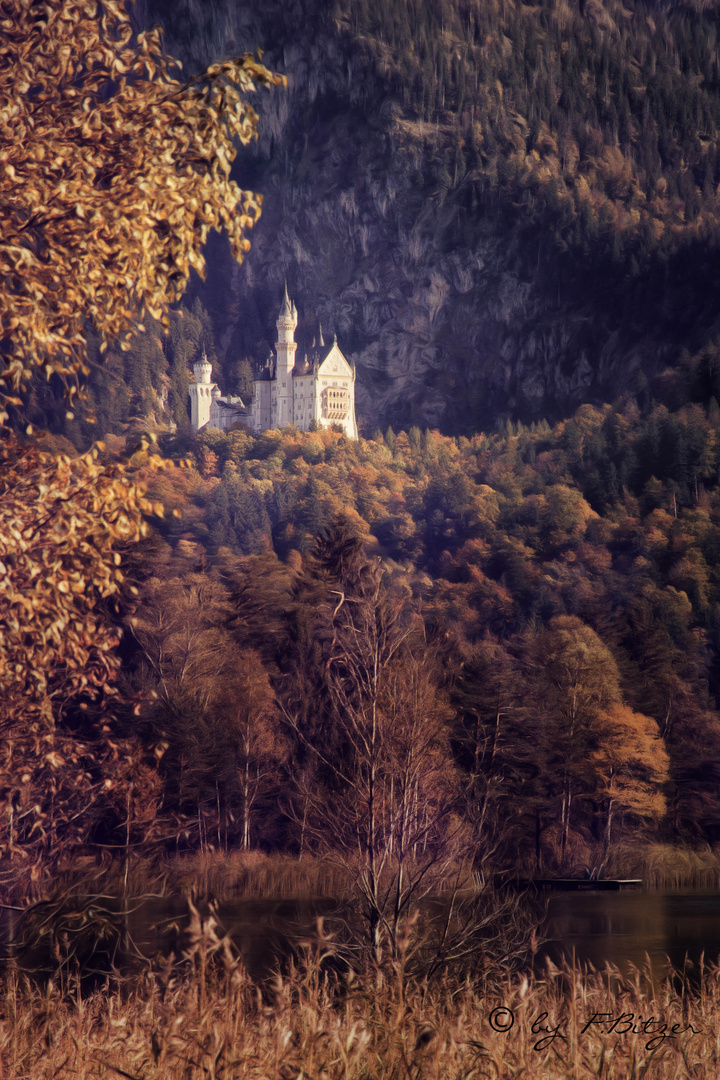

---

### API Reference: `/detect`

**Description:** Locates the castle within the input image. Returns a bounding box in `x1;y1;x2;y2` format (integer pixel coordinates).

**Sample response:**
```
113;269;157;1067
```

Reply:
188;287;358;440
187;348;245;432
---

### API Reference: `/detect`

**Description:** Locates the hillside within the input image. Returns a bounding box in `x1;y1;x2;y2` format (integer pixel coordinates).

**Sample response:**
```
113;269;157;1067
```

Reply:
125;0;720;435
12;0;720;883
78;384;720;871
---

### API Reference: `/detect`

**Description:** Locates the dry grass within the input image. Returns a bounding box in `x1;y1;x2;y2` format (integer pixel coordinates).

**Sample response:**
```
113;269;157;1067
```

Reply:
6;852;356;906
12;845;720;905
605;844;720;890
1;950;719;1079
26;851;482;905
155;851;357;901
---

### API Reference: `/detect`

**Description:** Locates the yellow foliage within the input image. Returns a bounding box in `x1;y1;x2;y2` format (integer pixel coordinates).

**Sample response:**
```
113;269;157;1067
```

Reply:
0;434;169;864
0;436;165;724
0;0;283;413
592;704;669;819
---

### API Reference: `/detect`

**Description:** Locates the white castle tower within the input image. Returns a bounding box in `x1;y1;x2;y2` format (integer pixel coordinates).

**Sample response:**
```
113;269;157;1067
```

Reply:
250;286;358;439
275;283;298;374
187;347;217;430
273;283;298;428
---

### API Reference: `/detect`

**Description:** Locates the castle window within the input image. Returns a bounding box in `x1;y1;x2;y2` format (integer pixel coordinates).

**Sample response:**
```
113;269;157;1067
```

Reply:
321;386;349;420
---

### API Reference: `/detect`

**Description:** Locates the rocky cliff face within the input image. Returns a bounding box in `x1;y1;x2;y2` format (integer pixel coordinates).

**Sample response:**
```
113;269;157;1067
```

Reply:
133;0;720;434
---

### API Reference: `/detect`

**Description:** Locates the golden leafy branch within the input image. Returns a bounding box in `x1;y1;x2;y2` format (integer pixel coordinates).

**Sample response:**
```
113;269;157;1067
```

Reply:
0;0;283;410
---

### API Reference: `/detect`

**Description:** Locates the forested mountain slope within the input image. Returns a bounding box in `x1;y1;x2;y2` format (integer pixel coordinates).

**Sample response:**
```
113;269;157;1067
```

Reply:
128;0;720;434
100;388;720;868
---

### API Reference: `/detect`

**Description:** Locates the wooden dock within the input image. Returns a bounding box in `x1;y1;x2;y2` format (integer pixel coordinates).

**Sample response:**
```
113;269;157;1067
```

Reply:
512;878;643;892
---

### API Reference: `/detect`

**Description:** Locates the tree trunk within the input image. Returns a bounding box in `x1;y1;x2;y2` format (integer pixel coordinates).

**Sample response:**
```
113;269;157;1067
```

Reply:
124;785;132;894
598;794;615;880
560;776;572;866
298;796;307;861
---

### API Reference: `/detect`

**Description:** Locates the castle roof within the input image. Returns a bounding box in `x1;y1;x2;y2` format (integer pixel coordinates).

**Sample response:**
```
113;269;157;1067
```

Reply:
293;354;312;377
279;282;293;318
294;339;336;375
255;352;274;381
254;337;343;381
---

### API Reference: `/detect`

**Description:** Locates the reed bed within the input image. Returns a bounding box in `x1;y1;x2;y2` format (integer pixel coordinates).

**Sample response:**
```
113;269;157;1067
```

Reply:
159;851;357;900
604;844;720;891
11;844;720;905
2;852;355;906
132;844;720;903
23;851;482;905
1;949;719;1079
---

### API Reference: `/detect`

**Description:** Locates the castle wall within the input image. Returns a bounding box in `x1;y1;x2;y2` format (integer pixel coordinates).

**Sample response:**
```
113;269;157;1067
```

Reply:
188;380;217;429
253;381;271;432
292;374;316;431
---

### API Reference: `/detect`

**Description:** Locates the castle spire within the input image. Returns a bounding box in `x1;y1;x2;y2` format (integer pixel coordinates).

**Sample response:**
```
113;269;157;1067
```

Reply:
280;280;292;318
275;281;298;377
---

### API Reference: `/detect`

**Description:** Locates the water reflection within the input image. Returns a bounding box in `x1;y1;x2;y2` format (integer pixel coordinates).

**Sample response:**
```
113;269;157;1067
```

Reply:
0;895;343;985
125;895;342;980
538;891;720;980
5;890;720;986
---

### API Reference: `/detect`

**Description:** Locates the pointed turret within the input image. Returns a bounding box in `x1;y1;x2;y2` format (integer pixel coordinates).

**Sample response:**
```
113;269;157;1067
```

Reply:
275;283;298;378
280;281;292;318
318;322;325;348
188;344;215;429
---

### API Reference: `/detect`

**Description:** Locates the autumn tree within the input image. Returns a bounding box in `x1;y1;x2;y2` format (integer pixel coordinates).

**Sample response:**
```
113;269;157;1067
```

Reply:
0;0;280;878
0;0;281;408
589;704;669;876
0;435;166;877
279;523;466;967
523;617;621;870
128;574;286;851
452;640;529;869
524;617;669;872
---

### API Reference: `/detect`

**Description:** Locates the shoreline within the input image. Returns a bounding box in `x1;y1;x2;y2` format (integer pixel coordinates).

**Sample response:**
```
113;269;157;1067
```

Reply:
5;843;720;905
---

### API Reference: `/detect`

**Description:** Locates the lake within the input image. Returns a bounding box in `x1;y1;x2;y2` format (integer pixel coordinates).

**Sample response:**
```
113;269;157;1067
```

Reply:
5;889;720;985
539;890;720;980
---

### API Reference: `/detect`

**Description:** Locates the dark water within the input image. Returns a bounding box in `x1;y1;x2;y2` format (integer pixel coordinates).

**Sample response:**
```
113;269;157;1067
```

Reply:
6;891;720;983
539;891;720;979
87;895;340;981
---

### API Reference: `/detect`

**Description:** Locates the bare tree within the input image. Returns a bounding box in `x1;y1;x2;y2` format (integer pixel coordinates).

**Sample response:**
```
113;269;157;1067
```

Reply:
281;560;479;971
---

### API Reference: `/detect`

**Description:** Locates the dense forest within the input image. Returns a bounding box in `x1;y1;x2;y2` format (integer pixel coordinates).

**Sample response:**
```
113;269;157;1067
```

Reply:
20;343;720;882
129;378;720;860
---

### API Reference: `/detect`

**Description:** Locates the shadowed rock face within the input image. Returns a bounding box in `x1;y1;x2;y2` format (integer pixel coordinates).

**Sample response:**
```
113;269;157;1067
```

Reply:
133;0;720;435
